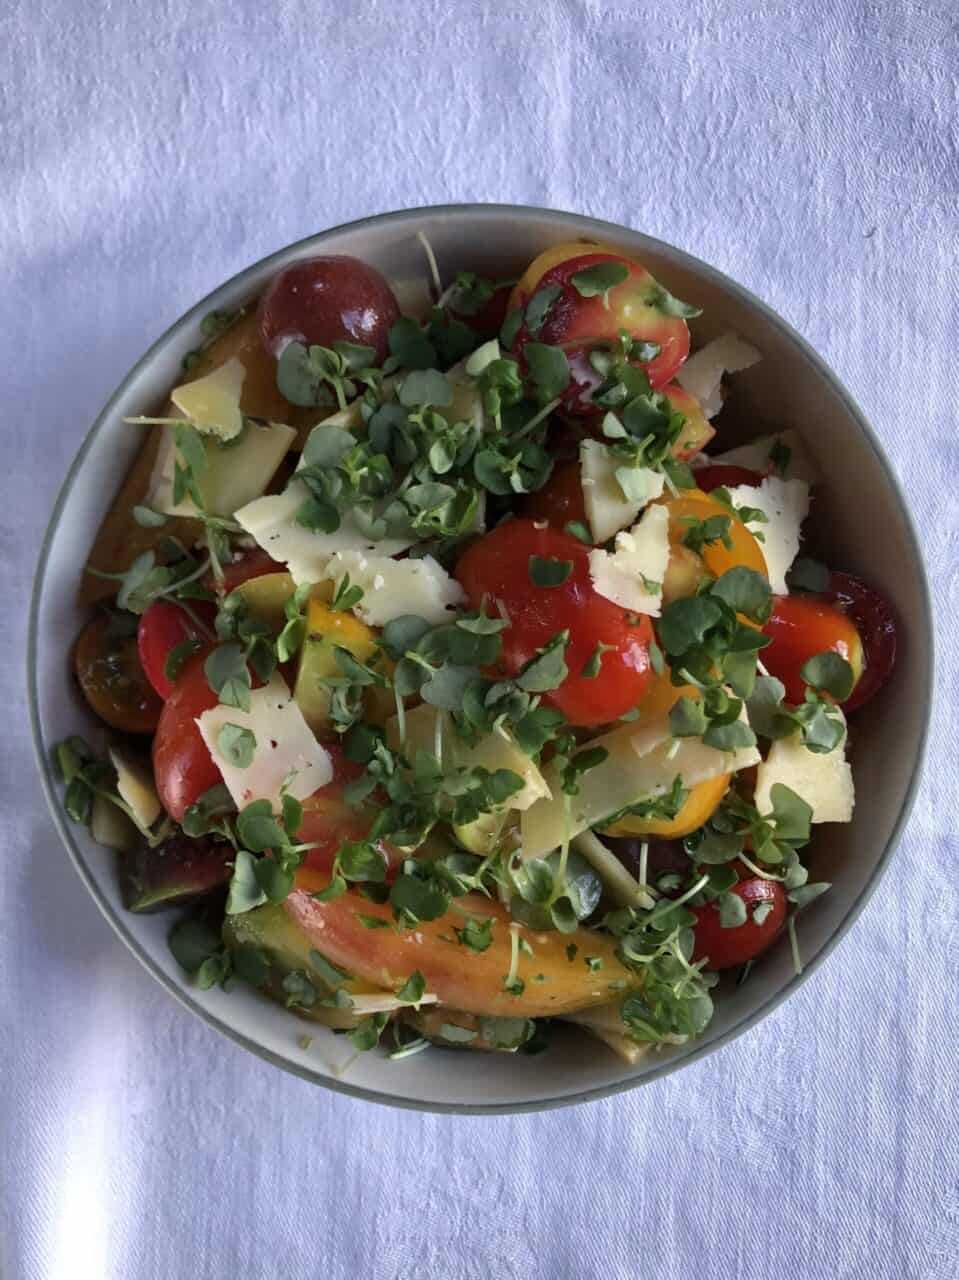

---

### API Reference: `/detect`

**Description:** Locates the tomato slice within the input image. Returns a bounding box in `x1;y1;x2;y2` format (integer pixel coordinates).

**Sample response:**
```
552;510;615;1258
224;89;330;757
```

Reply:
762;594;864;706
455;520;653;727
138;600;216;699
828;571;898;713
508;245;692;414
152;654;223;822
694;464;764;492
691;871;787;970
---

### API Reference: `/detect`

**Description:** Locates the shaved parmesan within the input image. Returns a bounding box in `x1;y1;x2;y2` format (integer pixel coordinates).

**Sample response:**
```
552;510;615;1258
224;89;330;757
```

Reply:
726;475;809;594
580;439;664;543
196;673;333;811
234;482;415;586
676;332;760;419
390;277;434;321
149;421;296;518
323;551;465;626
347;992;440;1016
386;704;551;812
702;429;821;486
754;723;854;824
588;504;670;616
520;711;758;861
170;356;246;440
108;747;161;831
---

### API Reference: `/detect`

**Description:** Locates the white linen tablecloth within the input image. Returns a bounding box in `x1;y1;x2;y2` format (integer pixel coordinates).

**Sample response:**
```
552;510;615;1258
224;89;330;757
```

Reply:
3;2;957;1276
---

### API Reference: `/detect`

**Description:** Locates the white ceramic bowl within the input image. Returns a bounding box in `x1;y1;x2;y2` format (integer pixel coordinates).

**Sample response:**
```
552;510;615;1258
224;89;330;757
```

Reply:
28;205;932;1112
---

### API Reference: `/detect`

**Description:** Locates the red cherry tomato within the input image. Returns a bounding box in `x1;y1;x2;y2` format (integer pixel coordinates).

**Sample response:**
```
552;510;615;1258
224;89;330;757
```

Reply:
257;255;401;363
694;464;764;492
299;746;394;878
509;249;691;414
153;654;223;823
691;874;787;970
137;601;216;699
517;459;588;532
204;547;285;594
455;520;653;727
762;595;864;706
827;572;898;713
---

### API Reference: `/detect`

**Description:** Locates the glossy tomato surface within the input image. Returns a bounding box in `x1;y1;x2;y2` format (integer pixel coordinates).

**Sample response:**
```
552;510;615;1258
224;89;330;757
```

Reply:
691;874;787;970
205;548;285;594
828;571;898;713
74;615;163;734
257;255;400;362
455;520;653;726
298;746;389;877
138;600;216;699
762;594;864;705
152;654;222;823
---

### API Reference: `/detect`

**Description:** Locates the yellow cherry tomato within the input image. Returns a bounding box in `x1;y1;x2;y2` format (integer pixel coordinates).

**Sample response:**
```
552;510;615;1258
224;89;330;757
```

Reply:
661;489;768;581
603;772;730;839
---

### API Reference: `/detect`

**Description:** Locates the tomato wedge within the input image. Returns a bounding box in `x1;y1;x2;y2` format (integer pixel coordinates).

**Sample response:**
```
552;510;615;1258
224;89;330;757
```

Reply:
138;600;216;699
152;654;222;822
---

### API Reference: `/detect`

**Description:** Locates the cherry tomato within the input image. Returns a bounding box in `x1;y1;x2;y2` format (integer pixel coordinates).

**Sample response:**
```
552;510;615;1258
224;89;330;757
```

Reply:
153;654;222;822
828;572;898;713
762;595;864;706
447;281;512;339
455;520;653;727
517;459;588;531
137;601;216;699
298;747;385;875
694;464;764;492
691;873;787;970
507;243;692;414
74;615;163;733
204;547;284;595
257;256;401;363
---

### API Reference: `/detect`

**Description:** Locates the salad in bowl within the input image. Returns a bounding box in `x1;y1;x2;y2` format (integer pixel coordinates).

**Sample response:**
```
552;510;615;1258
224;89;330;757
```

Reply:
50;235;899;1069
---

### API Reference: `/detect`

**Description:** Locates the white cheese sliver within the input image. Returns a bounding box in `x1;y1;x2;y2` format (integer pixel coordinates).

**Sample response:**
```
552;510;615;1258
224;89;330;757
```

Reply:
754;724;854;824
588;503;670;616
149;421;295;519
520;710;759;861
108;747;161;830
701;429;821;486
580;439;664;543
196;673;333;811
234;481;415;585
676;332;760;419
170;356;246;440
347;992;440;1016
386;704;551;812
726;475;809;594
323;550;465;626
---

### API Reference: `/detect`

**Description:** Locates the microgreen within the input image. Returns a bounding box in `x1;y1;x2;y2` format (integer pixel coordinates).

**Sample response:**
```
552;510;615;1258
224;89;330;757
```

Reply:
277;341;379;410
528;555;573;588
646;283;702;318
786;557;831;594
524;284;563;334
524;342;570;404
571;261;629;307
217;723;256;768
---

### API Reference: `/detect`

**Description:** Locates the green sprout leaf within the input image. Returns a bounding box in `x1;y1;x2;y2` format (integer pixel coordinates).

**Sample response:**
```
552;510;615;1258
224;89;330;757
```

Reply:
217;723;256;768
571;261;629;306
528;555;573;588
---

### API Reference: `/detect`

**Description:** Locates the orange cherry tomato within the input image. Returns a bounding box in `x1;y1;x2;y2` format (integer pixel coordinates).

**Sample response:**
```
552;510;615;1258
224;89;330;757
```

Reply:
74;615;163;734
455;520;653;727
762;595;864;706
507;243;692;413
661;489;768;582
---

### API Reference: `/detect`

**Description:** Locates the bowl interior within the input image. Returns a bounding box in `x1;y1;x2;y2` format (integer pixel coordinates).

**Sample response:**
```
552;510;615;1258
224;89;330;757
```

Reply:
29;206;931;1112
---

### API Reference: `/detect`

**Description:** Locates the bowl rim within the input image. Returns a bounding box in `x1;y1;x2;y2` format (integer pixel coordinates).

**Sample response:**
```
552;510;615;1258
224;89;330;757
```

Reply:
27;201;934;1115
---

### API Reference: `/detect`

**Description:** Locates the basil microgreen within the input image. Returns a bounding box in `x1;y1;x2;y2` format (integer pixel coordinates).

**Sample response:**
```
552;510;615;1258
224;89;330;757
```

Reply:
681;514;733;554
564;520;592;545
571;261;629;307
217;723;256;768
524;284;563;334
801;651;855;702
646;283;702;318
387;317;437;371
204;643;252;711
396;970;427;1004
528;555;573;588
454;916;493;952
786;557;831;594
524;342;570;405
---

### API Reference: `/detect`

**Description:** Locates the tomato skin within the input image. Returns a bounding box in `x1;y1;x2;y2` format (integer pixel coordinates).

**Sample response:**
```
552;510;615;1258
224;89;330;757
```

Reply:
828;572;898;713
691;874;787;970
152;655;223;823
455;520;653;727
256;255;400;362
508;247;691;414
762;595;863;706
74;616;163;734
299;746;394;878
517;459;588;531
204;548;284;594
694;464;764;492
138;601;216;699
